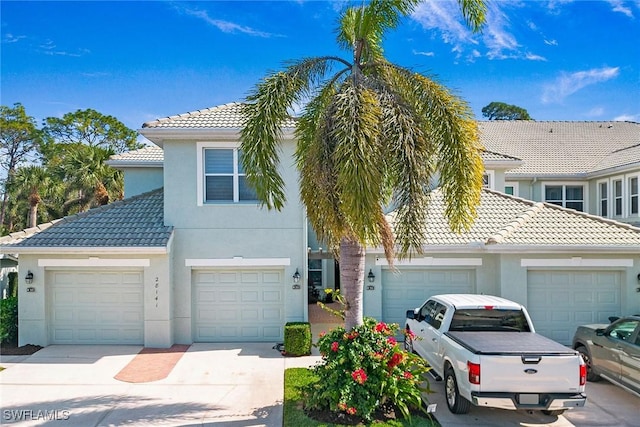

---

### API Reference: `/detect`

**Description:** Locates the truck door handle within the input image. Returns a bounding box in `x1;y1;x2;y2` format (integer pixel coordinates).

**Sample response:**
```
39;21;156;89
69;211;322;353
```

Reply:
432;338;437;342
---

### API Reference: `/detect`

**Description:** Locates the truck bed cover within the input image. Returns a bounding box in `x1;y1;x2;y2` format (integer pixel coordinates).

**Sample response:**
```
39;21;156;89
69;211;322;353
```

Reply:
445;331;577;355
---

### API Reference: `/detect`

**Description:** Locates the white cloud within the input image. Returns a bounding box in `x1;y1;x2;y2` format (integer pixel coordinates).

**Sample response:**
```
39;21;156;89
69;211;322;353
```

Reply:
411;1;475;45
412;49;435;57
2;33;26;44
542;67;620;103
525;52;547;61
177;6;278;38
38;39;89;57
613;113;640;121
607;0;634;18
586;107;605;117
544;39;558;46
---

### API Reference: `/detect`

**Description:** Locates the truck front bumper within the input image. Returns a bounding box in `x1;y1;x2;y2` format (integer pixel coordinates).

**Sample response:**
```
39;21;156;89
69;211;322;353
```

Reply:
471;392;587;411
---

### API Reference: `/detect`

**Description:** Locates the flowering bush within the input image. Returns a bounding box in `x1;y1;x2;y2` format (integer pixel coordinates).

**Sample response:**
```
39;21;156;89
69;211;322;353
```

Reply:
303;317;431;422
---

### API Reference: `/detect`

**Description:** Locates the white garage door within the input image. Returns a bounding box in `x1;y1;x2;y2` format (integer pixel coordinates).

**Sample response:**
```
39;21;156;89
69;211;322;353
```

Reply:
193;269;284;342
382;268;474;327
527;270;621;345
49;270;144;344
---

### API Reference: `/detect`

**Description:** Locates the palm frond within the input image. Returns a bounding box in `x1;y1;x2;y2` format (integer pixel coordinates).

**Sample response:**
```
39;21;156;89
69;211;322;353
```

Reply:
241;57;349;210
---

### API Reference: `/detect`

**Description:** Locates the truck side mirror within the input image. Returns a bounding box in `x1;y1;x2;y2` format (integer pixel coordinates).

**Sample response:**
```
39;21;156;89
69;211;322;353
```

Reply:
406;309;416;320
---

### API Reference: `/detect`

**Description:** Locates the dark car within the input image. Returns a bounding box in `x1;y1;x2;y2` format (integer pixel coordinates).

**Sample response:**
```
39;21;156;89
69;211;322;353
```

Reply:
572;315;640;397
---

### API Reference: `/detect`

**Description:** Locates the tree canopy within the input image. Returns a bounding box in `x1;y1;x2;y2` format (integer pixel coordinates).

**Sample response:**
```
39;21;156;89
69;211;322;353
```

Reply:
0;105;134;233
481;101;532;120
41;108;143;154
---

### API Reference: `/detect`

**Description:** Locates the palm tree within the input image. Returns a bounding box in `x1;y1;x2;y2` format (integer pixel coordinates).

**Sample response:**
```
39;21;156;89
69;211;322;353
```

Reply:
56;144;123;214
9;165;59;228
241;0;486;330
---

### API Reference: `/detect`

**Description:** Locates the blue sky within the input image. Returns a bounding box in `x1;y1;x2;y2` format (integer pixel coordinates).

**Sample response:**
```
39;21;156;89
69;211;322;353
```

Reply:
2;0;639;135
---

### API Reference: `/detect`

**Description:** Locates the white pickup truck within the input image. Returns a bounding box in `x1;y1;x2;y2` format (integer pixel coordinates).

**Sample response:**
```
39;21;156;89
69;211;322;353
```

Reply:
404;294;587;415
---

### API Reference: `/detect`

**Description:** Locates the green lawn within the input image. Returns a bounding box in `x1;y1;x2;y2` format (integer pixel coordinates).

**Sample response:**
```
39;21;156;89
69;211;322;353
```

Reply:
284;368;440;427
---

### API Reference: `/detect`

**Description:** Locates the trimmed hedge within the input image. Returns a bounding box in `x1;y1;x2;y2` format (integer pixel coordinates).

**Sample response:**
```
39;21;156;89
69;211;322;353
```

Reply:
0;296;18;344
284;322;312;356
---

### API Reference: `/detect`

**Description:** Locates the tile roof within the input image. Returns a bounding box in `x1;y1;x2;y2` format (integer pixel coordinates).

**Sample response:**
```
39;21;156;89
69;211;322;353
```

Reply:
107;146;164;166
0;189;172;250
141;102;297;129
386;188;640;248
479;121;640;176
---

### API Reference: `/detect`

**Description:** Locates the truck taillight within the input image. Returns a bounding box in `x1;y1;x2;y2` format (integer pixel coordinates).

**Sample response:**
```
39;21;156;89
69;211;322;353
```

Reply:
468;361;481;384
579;362;587;386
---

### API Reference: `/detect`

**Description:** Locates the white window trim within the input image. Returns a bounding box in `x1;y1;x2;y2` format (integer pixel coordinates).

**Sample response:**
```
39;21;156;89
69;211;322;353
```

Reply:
483;170;495;190
627;174;639;217
39;258;150;267
376;257;482;267
542;181;587;211
186;257;291;267
521;257;633;267
611;176;624;217
597;179;609;217
505;181;519;197
197;141;256;206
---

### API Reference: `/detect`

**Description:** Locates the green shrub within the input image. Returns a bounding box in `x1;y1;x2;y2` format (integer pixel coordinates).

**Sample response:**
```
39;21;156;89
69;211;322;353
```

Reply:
303;318;431;422
284;322;312;356
7;272;18;298
0;296;18;344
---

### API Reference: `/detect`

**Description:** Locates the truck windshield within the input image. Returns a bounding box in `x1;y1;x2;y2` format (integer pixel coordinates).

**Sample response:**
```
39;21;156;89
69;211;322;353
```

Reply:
449;309;531;332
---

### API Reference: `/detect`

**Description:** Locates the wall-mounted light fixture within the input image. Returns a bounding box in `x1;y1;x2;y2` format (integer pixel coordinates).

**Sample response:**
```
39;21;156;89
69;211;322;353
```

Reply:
25;271;34;284
367;269;375;283
293;268;301;284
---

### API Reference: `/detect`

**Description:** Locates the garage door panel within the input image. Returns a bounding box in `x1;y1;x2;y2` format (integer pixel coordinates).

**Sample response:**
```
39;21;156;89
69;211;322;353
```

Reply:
527;270;621;345
242;291;259;302
49;270;144;345
382;269;474;328
193;269;284;342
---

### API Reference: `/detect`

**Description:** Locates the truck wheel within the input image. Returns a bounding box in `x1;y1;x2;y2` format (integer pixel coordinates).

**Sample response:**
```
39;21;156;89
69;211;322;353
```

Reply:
576;345;600;382
445;368;471;414
542;409;565;416
403;328;414;353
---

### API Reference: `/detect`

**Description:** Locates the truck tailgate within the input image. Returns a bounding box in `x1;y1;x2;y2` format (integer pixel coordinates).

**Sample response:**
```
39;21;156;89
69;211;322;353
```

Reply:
446;332;582;393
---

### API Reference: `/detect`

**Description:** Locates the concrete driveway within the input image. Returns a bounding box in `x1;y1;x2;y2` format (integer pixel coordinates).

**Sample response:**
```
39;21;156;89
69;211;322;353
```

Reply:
426;372;640;427
0;343;320;427
2;344;639;427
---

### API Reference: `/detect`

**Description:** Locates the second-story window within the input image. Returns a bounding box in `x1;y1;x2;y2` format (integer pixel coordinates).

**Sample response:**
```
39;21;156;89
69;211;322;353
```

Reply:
204;148;257;203
613;179;623;216
599;182;608;217
630;177;638;216
544;184;584;211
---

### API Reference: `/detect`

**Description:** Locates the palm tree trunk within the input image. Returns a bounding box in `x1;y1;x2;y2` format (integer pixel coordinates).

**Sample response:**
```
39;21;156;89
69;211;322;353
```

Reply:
340;237;366;330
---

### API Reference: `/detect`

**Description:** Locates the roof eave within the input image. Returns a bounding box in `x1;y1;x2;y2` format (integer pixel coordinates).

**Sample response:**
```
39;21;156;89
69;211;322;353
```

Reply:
139;127;297;146
105;160;164;168
585;162;640;179
0;246;170;255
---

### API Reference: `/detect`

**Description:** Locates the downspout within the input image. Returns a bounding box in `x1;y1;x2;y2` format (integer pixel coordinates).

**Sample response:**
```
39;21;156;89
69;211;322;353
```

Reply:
531;177;537;200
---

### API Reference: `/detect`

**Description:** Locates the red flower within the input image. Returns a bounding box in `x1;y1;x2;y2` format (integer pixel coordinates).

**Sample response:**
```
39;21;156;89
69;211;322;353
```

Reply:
344;331;359;340
403;371;413;379
375;322;389;333
351;368;368;385
338;402;347;411
346;407;357;415
331;341;339;352
387;336;397;345
387;352;404;369
319;331;326;338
